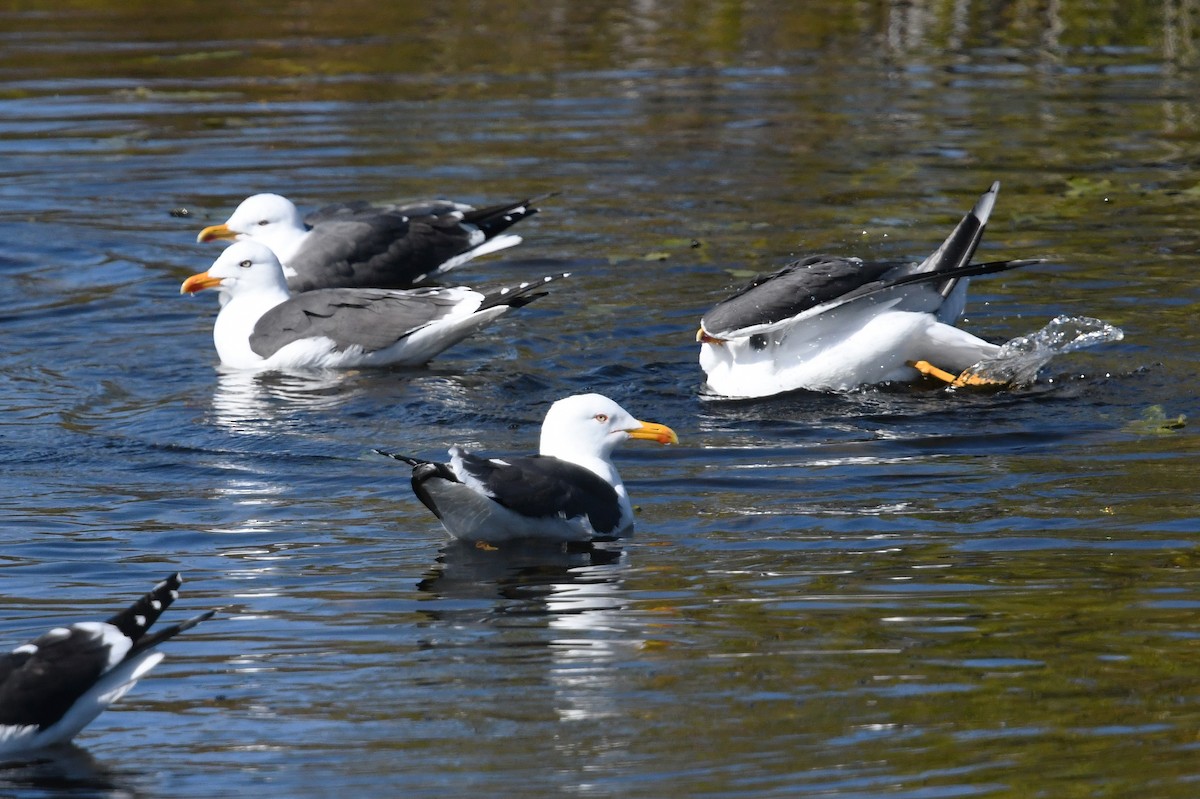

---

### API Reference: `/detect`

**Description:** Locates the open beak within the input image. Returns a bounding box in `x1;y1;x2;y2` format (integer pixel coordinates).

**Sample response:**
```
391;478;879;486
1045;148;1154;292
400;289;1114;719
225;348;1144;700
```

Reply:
197;223;238;243
180;271;223;294
627;420;679;445
696;327;725;345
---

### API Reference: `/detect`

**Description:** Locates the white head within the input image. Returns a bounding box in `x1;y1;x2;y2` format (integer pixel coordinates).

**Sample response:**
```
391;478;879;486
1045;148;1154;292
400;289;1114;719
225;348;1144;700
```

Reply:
180;240;292;302
196;194;308;261
538;393;677;465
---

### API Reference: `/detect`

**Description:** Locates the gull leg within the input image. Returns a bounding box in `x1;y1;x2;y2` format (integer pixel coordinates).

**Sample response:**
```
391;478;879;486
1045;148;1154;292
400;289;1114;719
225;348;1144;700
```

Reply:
908;360;1007;388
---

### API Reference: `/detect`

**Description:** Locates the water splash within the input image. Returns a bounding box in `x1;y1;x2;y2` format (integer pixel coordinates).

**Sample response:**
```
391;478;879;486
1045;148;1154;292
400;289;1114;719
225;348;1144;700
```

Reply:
968;315;1125;386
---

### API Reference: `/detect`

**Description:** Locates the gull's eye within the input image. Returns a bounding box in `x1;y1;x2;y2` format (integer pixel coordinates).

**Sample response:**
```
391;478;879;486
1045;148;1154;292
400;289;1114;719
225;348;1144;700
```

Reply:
594;413;608;422
749;334;769;351
239;259;252;269
257;219;270;226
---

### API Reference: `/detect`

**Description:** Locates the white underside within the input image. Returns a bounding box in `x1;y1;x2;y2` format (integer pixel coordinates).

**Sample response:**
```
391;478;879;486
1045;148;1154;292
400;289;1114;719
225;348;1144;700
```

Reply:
0;651;163;756
700;308;1001;397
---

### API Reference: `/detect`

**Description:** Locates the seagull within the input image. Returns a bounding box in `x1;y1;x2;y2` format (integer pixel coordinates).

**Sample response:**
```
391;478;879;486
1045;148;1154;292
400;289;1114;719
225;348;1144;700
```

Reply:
377;393;679;544
0;573;213;757
696;181;1041;397
181;240;568;370
196;193;540;292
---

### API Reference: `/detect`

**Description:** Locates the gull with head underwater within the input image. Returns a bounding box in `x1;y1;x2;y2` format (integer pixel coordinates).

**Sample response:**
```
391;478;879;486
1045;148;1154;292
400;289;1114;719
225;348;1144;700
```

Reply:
696;182;1045;397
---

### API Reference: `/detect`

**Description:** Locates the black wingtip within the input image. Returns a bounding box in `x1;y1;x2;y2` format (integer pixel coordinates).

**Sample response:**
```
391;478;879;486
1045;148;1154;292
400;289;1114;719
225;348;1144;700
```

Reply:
374;448;423;467
890;256;1039;289
129;608;216;655
467;194;555;235
477;272;571;311
524;190;561;211
105;572;185;643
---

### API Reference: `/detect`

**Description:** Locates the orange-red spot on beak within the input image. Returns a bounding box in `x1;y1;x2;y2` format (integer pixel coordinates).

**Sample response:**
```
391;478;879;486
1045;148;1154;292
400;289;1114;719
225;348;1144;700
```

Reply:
627;421;679;445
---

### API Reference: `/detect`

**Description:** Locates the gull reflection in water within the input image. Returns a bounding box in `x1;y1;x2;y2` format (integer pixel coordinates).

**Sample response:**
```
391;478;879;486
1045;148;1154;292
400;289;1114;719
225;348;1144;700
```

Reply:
419;539;642;725
0;744;144;798
209;367;360;436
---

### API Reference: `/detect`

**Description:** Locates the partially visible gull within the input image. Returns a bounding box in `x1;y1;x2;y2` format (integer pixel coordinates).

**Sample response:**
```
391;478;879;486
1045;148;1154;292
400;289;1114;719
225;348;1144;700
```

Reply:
0;573;213;757
197;192;540;292
181;241;567;370
377;393;679;544
697;181;1040;397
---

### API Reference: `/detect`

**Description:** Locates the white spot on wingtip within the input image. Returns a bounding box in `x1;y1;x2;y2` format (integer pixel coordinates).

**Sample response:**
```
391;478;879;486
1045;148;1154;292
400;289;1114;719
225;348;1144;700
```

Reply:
151;600;162;610
135;615;147;628
12;644;37;655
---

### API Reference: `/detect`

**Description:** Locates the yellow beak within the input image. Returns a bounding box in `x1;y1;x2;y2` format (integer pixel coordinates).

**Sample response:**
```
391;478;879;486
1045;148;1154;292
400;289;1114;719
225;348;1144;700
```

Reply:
180;271;223;294
197;223;238;243
696;327;725;345
627;420;679;445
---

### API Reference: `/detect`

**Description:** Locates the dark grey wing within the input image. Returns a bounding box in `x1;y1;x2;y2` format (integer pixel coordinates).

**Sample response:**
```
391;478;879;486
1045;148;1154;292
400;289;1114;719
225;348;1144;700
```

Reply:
249;288;470;358
369;199;537;283
702;257;1038;336
289;204;422;292
701;255;902;334
0;626;114;729
702;182;1005;336
291;198;538;291
456;452;623;535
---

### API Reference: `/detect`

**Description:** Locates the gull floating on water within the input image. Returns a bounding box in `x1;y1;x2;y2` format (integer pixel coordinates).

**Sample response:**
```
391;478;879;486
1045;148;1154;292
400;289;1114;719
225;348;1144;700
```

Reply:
197;192;540;291
697;181;1041;397
181;240;567;370
0;573;213;757
377;393;678;544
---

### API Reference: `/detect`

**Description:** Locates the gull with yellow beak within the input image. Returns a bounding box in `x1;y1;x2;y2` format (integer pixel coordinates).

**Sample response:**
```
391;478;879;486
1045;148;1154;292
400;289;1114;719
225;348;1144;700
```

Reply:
377;393;678;544
197;193;540;292
181;241;566;371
